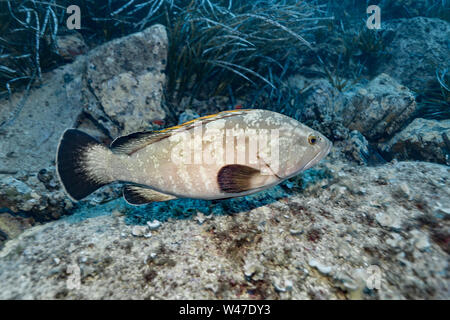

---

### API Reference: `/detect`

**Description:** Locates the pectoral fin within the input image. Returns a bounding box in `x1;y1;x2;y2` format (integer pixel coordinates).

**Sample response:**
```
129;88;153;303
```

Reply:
217;164;261;194
123;185;176;205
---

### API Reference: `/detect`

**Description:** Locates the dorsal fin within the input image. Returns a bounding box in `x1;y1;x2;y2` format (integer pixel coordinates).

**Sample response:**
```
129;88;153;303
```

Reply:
111;109;251;155
156;109;250;133
217;164;261;194
110;131;171;155
123;185;176;205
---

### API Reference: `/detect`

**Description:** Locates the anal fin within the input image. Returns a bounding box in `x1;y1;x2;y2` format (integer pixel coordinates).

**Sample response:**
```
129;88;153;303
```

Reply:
123;185;176;205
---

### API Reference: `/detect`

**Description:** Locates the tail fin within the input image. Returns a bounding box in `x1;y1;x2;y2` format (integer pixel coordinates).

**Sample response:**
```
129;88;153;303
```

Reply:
56;129;113;201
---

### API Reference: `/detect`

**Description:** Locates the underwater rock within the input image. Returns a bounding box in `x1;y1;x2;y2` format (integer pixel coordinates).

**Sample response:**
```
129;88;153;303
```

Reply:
0;177;40;212
195;212;212;225
434;202;450;219
0;160;448;299
290;77;348;139
0;213;34;246
377;17;450;92
272;277;293;293
342;131;371;165
380;118;450;165
0;57;86;173
147;220;162;231
178;109;200;125
341;74;417;142
294;78;344;124
375;209;403;231
379;0;442;20
410;230;431;251
0;170;73;247
55;32;88;61
243;260;265;281
0;169;73;218
290;74;416;144
0;164;122;247
131;225;150;237
83;24;168;137
308;259;333;275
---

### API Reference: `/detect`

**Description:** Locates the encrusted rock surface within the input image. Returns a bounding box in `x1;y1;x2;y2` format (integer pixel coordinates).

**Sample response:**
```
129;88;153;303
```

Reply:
83;24;168;136
290;74;417;143
0;58;86;244
0;166;122;248
291;77;343;124
1;160;448;300
379;0;443;19
0;167;71;248
340;74;417;142
377;17;450;92
0;213;34;243
0;174;69;217
289;77;349;141
0;58;86;173
380;118;450;165
55;32;89;61
342;131;371;165
178;109;200;125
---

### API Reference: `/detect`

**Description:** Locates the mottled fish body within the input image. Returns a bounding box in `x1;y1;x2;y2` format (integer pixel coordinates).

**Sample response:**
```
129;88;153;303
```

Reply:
56;109;331;205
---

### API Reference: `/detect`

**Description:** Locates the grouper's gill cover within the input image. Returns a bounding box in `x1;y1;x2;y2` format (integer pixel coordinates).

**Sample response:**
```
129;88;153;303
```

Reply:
56;109;332;205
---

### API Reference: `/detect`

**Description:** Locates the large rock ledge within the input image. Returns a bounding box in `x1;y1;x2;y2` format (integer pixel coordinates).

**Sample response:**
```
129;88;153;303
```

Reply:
0;24;169;242
0;161;448;299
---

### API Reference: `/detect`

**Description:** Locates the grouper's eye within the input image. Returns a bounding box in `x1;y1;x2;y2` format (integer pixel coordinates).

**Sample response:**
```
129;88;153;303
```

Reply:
308;134;318;145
